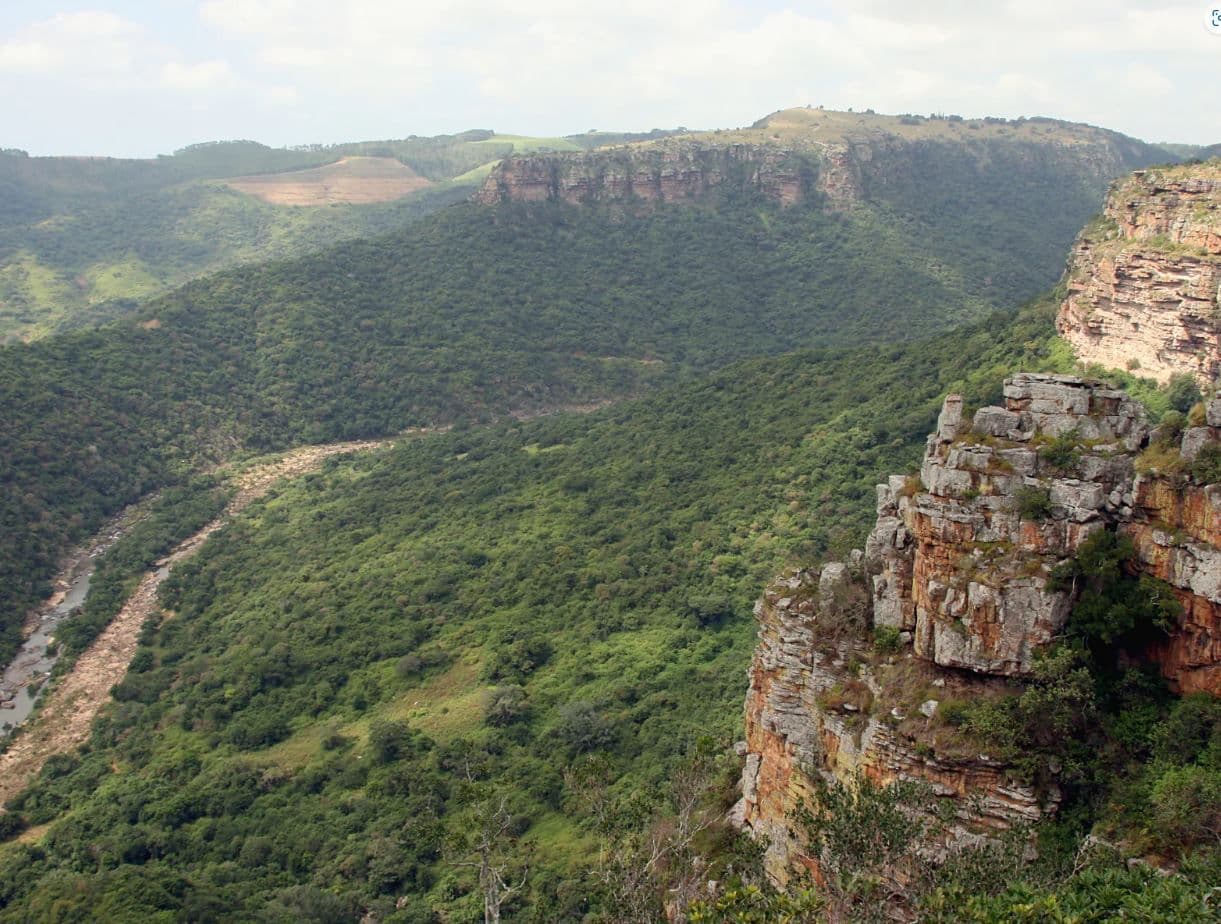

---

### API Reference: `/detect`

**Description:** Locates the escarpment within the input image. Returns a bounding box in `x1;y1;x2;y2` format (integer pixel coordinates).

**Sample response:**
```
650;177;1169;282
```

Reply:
475;143;826;208
475;108;1169;212
1057;162;1221;385
736;373;1221;882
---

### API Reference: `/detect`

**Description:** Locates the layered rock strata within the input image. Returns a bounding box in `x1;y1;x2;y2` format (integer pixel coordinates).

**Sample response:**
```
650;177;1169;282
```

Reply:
738;373;1221;880
736;566;1051;885
1057;162;1221;385
475;143;823;208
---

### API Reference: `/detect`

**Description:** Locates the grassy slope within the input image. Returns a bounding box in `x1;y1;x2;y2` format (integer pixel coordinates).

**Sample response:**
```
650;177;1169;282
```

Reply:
0;302;1070;919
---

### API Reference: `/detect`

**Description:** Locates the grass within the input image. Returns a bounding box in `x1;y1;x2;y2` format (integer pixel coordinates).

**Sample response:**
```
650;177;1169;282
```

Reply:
84;257;162;302
451;161;499;184
376;658;485;743
470;135;583;153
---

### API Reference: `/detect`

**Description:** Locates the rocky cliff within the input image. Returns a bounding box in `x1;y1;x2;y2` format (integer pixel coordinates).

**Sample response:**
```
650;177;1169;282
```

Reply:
475;142;825;208
475;108;1169;212
737;373;1221;881
1057;162;1221;385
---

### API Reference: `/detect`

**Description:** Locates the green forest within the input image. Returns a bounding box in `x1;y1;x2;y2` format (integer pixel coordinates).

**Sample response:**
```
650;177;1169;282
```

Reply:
0;300;1062;918
3;299;1214;920
0;144;1164;669
1;109;1212;920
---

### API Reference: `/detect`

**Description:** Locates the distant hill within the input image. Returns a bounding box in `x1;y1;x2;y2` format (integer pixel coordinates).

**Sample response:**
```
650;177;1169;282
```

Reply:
0;107;1172;664
0;130;650;341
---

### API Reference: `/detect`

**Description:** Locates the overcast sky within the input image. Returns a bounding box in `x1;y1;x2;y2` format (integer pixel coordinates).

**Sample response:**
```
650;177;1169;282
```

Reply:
1;1;1218;156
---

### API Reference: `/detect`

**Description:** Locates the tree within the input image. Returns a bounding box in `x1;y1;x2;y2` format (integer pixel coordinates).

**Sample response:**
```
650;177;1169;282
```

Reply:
452;793;530;924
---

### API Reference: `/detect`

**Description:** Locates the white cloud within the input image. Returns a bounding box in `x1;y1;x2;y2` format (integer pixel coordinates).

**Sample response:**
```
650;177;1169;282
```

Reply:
0;11;141;77
161;59;238;91
2;1;1218;154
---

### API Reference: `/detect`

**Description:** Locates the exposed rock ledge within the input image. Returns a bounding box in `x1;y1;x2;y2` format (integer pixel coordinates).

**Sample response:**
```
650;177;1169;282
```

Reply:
475;142;839;209
736;373;1221;882
1057;162;1221;385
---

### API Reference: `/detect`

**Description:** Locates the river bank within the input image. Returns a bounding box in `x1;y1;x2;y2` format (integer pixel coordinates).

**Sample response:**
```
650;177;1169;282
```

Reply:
0;439;390;806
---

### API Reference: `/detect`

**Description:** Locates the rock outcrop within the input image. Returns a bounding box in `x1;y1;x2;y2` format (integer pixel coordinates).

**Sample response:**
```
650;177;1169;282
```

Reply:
737;373;1221;881
475;143;823;208
475;108;1170;213
1057;162;1221;385
878;374;1146;677
736;566;1053;885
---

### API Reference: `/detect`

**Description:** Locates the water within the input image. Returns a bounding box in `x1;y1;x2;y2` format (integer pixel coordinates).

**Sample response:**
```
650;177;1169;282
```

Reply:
0;558;94;736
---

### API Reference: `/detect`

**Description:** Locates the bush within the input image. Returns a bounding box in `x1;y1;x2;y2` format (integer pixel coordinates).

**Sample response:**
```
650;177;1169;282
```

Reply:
368;718;416;763
1150;764;1221;847
1037;430;1081;472
1157;409;1186;444
1014;485;1053;520
1187;443;1221;485
483;685;529;727
555;701;615;753
0;813;28;842
1166;374;1202;414
873;625;903;655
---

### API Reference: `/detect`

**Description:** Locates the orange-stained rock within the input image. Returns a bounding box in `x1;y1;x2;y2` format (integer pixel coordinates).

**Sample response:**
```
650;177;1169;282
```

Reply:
734;570;1053;885
879;375;1147;676
1057;163;1221;385
1124;475;1221;694
737;372;1221;885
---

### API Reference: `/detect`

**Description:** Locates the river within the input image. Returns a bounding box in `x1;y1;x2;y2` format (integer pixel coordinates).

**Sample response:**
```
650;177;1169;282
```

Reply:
0;559;93;736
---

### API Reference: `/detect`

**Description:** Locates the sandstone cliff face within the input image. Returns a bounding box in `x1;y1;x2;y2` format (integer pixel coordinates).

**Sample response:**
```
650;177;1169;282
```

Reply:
736;567;1051;885
1057;163;1221;385
737;373;1221;881
879;375;1146;677
475;143;824;209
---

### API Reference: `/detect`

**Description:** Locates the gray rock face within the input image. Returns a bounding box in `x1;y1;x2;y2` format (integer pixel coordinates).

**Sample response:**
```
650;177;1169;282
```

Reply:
937;395;965;442
973;406;1022;438
865;374;1149;676
1182;427;1214;462
1208;395;1221;429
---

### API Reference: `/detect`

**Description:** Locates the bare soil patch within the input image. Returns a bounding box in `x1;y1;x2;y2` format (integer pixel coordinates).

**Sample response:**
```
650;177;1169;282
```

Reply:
224;156;432;206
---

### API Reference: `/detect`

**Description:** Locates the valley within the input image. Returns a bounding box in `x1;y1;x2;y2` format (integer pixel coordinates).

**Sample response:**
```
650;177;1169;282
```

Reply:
0;438;391;807
0;95;1217;921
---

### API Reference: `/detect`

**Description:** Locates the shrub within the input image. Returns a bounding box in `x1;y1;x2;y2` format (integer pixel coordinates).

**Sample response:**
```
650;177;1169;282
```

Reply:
873;625;903;655
1157;409;1186;444
1037;430;1081;472
368;718;415;763
1188;401;1208;427
1166;374;1202;414
1150;764;1221;847
1187;443;1221;485
0;813;28;842
1014;485;1053;520
483;685;529;727
555;701;615;753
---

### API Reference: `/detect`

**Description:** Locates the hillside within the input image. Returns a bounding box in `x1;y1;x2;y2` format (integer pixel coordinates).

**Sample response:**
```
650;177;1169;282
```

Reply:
0;301;1071;920
222;156;434;206
0;129;1166;669
0;129;596;341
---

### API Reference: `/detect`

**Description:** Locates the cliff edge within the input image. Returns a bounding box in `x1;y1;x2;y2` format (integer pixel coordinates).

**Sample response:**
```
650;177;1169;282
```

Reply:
1057;161;1221;385
737;373;1221;882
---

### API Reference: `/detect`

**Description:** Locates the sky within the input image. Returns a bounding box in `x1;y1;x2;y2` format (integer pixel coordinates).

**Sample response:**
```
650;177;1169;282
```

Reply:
1;1;1218;157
